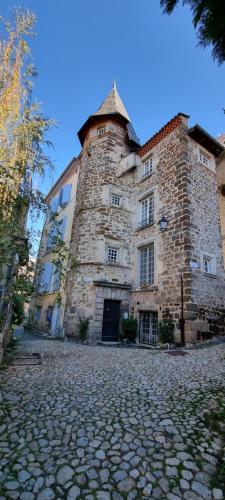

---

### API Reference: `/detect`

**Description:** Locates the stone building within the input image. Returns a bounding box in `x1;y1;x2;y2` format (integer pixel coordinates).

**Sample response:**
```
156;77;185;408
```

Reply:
31;83;225;344
217;134;225;265
29;157;79;336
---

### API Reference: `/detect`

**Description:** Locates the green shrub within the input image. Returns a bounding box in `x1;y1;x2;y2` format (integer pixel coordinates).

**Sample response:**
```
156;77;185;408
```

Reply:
158;318;175;344
12;294;25;325
78;318;89;341
121;317;137;342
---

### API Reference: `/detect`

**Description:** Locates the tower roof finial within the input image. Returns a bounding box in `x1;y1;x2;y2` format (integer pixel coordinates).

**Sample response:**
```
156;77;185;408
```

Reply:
113;79;117;90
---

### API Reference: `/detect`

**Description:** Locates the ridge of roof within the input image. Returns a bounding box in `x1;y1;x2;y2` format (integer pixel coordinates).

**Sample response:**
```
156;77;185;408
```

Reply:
138;113;189;157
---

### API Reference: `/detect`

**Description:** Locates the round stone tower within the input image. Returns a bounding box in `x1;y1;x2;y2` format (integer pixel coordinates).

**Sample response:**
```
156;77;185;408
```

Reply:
65;83;140;341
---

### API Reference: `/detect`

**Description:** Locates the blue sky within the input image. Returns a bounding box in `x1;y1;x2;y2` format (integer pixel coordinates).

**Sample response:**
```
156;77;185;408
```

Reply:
2;0;225;196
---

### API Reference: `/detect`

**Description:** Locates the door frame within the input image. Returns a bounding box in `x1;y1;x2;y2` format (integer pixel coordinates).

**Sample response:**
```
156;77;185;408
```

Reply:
102;299;121;342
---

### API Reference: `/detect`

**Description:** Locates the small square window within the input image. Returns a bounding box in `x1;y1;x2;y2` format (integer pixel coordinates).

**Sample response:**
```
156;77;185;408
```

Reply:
108;247;118;263
143;157;153;177
199;152;209;166
112;194;121;206
98;126;106;136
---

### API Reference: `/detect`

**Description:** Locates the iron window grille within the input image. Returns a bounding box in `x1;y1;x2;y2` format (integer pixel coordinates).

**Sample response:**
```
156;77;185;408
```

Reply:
112;194;121;206
139;311;158;345
140;243;154;286
139;194;154;227
108;247;118;263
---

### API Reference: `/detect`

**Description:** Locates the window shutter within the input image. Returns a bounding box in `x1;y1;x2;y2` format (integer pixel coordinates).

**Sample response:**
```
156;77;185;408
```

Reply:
51;264;61;291
50;196;58;213
46;223;57;251
39;263;53;292
61;184;72;206
59;216;67;241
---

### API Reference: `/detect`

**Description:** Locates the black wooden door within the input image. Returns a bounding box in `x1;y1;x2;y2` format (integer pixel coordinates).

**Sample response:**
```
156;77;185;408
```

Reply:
102;300;120;342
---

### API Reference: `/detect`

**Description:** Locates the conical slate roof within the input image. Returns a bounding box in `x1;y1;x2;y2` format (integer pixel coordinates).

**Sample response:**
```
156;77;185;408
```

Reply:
77;82;140;147
94;81;130;122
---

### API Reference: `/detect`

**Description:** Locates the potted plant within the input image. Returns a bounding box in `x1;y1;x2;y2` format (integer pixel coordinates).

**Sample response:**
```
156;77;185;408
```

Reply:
158;318;175;344
78;318;89;342
121;317;138;343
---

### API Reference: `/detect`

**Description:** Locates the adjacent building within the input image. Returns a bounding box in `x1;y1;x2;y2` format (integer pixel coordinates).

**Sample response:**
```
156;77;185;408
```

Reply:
30;84;225;344
29;157;79;336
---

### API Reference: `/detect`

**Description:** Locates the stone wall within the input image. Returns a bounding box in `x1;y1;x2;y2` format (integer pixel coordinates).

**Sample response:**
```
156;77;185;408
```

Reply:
131;120;225;342
65;119;135;339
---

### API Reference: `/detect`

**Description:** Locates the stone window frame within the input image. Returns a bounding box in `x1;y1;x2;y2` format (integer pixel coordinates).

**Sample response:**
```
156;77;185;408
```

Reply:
111;194;121;207
143;156;153;177
135;237;157;289
97;125;106;137
199;149;211;168
140;152;156;182
139;193;154;229
137;186;156;231
107;246;119;264
200;250;216;276
139;243;155;287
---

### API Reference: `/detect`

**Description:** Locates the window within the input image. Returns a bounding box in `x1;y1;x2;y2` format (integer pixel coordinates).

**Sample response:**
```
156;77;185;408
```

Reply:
46;216;67;252
35;306;41;321
112;194;121;206
140;194;154;227
38;263;53;293
50;196;58;214
139;311;158;345
199;152;209;166
143;157;153;177
140;244;154;286
59;184;72;207
98;126;106;136
108;247;118;263
203;258;210;273
202;254;216;275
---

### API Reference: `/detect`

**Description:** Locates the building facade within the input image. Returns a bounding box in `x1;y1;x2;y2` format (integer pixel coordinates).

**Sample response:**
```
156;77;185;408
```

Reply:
29;157;79;336
31;84;225;344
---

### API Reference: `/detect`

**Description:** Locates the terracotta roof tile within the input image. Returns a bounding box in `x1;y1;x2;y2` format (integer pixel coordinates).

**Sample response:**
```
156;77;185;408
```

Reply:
138;113;188;158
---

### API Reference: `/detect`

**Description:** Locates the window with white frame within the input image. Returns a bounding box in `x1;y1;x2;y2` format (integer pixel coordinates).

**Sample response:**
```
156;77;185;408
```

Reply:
143;157;153;177
98;126;106;136
112;194;121;206
199;151;209;167
140;194;154;227
108;247;118;263
202;253;215;274
139;244;154;286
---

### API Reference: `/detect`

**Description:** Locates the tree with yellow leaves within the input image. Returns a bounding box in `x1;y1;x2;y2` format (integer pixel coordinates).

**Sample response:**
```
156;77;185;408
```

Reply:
0;9;54;349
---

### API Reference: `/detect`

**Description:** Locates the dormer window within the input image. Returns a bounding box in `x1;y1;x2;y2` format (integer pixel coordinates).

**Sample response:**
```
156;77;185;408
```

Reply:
98;126;106;136
143;157;153;177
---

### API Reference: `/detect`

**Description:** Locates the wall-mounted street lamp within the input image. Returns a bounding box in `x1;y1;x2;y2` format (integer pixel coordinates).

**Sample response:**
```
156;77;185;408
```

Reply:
158;215;169;232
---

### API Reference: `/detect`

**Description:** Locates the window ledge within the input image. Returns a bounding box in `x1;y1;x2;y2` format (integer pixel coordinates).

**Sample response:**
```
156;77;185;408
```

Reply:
139;172;154;183
134;285;158;292
202;272;218;279
136;221;154;232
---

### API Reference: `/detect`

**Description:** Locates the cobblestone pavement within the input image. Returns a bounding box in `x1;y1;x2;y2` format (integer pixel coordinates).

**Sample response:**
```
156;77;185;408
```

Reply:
1;339;225;499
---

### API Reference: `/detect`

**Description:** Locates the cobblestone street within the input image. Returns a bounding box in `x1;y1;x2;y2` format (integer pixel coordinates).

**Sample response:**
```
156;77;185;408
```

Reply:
1;338;225;499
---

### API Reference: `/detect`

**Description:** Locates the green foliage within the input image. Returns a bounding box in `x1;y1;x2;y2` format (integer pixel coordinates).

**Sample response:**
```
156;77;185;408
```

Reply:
11;294;25;324
158;318;175;343
121;317;137;341
78;318;89;342
160;0;225;65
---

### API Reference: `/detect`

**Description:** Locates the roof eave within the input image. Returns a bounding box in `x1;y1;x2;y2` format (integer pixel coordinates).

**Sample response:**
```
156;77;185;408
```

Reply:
188;124;224;157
